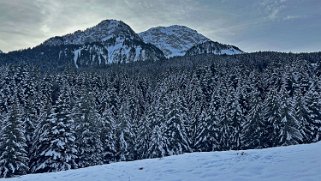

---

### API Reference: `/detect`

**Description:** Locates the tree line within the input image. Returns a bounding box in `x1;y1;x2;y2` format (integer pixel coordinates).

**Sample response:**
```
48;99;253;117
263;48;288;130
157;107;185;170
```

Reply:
0;52;321;177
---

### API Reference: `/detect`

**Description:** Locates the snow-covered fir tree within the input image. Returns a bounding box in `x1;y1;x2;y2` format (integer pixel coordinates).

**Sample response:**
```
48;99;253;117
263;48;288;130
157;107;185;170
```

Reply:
31;85;77;173
73;91;103;168
0;95;28;178
164;92;191;155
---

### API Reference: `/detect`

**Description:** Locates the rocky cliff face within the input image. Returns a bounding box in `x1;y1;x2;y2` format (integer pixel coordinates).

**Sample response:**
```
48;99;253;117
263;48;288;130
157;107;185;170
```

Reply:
139;25;210;58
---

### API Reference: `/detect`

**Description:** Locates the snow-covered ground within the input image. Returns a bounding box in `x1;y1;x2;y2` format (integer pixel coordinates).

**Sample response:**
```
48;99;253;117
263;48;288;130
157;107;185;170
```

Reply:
4;142;321;181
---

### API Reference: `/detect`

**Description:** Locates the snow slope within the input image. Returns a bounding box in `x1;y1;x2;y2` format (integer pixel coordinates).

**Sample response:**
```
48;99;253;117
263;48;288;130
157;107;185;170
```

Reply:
5;142;321;181
139;25;210;58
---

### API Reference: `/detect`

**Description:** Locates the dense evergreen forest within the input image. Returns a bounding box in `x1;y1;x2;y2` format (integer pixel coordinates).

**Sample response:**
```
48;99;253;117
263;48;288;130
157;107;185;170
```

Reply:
1;52;321;177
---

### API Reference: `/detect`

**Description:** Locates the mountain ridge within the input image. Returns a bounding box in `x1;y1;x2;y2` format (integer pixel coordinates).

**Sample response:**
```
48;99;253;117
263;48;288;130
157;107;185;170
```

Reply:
186;40;243;56
43;19;141;46
1;19;244;68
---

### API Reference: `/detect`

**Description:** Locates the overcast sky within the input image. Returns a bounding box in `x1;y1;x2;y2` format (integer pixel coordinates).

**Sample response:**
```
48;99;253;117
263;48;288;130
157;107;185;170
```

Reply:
0;0;320;53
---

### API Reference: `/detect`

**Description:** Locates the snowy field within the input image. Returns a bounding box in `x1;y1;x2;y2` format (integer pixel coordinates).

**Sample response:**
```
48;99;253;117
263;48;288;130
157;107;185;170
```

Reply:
3;142;321;181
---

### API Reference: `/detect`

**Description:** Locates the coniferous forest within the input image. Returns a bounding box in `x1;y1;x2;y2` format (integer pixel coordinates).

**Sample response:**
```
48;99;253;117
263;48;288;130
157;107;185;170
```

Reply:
1;52;321;177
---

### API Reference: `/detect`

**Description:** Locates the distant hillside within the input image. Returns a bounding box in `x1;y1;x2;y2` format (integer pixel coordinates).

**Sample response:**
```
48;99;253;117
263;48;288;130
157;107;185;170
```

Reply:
185;41;243;56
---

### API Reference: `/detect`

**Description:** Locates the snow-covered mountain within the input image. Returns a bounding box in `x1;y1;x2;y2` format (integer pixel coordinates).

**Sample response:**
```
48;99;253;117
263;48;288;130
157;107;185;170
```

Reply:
0;50;3;54
8;20;244;67
44;20;142;46
42;20;165;66
186;41;243;56
7;142;321;181
139;25;210;58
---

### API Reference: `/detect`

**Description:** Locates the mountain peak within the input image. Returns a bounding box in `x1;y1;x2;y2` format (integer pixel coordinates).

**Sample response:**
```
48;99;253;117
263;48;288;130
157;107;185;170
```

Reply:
146;25;194;32
166;25;199;32
139;25;210;58
43;19;140;46
96;19;123;25
94;19;134;35
94;19;128;29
